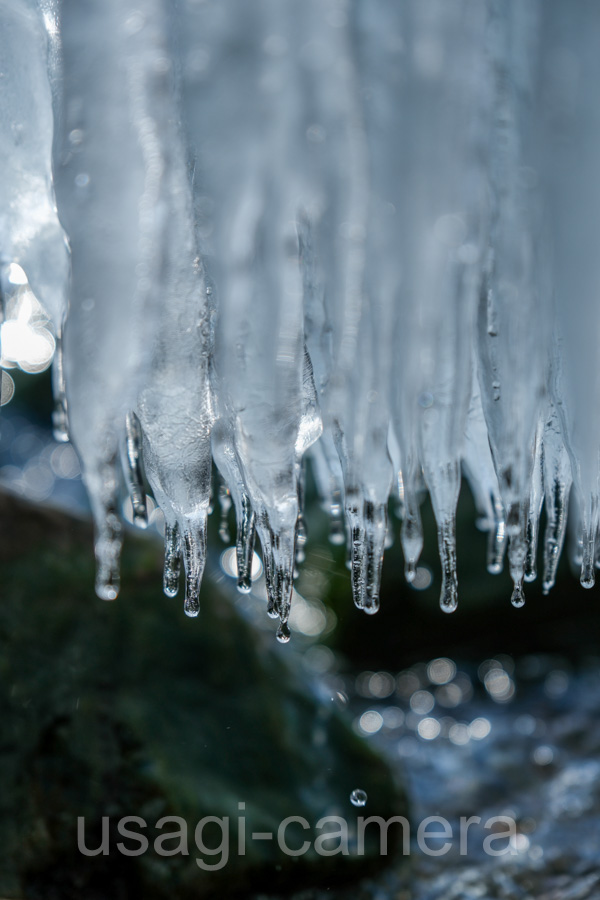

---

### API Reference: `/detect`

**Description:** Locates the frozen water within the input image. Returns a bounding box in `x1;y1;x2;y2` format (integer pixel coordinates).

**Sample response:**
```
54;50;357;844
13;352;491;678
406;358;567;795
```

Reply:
2;0;600;635
0;0;68;331
0;0;69;432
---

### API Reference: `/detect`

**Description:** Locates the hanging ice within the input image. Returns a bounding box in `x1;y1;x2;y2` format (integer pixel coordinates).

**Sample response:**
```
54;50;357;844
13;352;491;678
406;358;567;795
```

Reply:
56;0;183;600
1;0;600;640
0;0;68;428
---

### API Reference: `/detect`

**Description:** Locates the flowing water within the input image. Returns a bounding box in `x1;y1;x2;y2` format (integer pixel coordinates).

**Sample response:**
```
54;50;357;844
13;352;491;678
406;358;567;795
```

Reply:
257;652;600;900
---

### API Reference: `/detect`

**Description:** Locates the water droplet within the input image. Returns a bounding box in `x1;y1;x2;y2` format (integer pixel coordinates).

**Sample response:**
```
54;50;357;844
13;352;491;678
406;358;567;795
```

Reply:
276;621;291;643
96;583;118;601
511;581;525;608
440;591;458;613
184;596;200;617
363;596;380;615
350;789;367;808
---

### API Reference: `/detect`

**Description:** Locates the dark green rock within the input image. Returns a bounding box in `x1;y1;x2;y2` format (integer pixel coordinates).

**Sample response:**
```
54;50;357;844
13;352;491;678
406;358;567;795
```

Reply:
0;493;407;899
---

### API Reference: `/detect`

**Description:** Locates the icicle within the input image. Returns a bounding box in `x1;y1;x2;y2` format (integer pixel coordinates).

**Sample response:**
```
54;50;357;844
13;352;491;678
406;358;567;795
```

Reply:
8;0;600;630
293;351;320;564
541;409;572;594
51;330;70;442
163;521;181;598
212;418;258;594
506;499;527;607
438;516;458;614
524;421;544;582
128;0;214;622
424;462;461;614
538;5;600;591
122;411;147;529
579;496;598;590
309;438;345;546
346;497;366;609
258;514;296;626
363;500;387;615
235;492;256;595
94;510;122;601
476;0;548;598
256;522;277;619
181;514;207;618
543;471;571;594
90;457;123;601
463;376;507;574
0;0;69;339
57;0;177;599
508;501;527;608
343;488;389;615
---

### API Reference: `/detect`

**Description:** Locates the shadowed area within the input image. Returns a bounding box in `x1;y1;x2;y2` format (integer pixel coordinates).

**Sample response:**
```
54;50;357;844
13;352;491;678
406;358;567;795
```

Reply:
0;492;407;899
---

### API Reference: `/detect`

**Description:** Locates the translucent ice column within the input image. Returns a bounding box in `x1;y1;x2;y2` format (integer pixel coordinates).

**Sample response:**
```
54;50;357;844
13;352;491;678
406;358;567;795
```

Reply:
4;0;600;632
136;123;214;619
0;0;69;402
357;0;490;611
477;0;548;607
57;0;173;600
540;0;600;589
180;0;322;638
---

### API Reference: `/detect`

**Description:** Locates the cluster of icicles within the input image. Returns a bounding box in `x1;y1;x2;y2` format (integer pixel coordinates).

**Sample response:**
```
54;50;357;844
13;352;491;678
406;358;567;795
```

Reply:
2;0;600;641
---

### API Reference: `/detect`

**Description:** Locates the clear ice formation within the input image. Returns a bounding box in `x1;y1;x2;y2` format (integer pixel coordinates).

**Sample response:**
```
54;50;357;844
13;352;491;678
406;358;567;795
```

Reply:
1;0;600;638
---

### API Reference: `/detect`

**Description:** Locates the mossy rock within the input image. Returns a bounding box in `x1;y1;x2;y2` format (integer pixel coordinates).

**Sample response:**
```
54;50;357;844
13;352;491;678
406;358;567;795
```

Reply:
0;493;407;899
